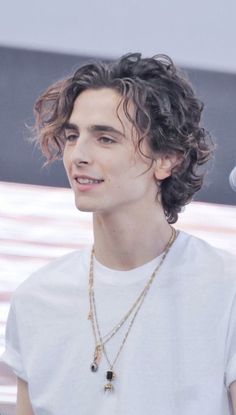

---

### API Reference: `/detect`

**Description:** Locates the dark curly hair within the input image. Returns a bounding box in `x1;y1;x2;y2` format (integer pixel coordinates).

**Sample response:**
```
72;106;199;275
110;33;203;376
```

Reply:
33;53;214;223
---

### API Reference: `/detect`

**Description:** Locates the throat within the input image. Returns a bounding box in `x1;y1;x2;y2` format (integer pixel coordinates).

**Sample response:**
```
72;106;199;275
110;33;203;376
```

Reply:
93;214;174;270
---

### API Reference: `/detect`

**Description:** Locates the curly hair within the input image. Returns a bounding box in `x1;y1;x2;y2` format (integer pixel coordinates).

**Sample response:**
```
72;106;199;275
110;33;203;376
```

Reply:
33;53;214;223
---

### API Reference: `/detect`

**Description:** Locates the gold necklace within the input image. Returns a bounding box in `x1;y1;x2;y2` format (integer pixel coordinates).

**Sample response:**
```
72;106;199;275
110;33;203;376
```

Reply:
88;227;178;391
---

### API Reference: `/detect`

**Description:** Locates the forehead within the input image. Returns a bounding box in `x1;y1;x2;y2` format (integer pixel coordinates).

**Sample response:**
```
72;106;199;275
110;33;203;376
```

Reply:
69;88;135;133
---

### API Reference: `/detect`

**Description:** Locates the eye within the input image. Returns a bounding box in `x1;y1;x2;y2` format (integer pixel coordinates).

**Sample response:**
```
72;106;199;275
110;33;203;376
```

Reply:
65;133;78;142
99;136;115;144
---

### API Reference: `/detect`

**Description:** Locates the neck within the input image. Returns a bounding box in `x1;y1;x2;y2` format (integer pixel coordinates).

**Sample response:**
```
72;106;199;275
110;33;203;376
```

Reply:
93;204;173;271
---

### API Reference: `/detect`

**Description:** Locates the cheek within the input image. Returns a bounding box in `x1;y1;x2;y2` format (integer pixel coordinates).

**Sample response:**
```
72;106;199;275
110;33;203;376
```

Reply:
62;153;73;185
62;149;70;171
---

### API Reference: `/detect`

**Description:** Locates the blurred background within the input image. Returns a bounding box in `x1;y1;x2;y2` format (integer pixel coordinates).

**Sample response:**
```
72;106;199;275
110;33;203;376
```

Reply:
0;0;236;203
0;0;236;413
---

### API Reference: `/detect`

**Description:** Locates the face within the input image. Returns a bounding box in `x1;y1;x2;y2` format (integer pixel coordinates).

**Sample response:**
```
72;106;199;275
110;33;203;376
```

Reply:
63;88;159;215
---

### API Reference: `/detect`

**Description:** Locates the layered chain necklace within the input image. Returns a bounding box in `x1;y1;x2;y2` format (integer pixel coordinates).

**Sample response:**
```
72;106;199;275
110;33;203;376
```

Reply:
88;227;178;392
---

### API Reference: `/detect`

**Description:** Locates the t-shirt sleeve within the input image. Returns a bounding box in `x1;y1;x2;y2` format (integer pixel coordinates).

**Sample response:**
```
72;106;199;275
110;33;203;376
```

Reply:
225;294;236;390
1;298;28;381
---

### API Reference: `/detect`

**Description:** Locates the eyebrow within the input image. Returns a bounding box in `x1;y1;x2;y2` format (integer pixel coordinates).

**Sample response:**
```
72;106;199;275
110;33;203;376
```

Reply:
63;122;125;138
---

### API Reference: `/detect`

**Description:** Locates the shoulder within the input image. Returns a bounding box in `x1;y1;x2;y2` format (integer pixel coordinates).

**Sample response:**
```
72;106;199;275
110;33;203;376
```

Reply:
175;231;236;280
12;246;91;307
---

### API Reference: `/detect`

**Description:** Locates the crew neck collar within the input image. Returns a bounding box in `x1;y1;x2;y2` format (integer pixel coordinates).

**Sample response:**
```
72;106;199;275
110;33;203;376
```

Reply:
84;230;183;286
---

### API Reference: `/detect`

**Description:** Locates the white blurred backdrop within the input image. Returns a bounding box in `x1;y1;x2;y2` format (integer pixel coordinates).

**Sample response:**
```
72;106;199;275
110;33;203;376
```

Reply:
0;0;236;73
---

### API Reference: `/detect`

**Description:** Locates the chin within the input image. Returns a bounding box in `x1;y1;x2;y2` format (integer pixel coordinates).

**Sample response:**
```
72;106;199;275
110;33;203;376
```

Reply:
77;206;95;212
74;200;97;213
74;196;112;214
75;204;94;212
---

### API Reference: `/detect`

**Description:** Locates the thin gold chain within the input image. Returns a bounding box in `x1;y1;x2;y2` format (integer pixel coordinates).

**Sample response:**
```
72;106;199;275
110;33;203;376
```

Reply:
88;229;175;346
88;227;178;380
90;228;177;367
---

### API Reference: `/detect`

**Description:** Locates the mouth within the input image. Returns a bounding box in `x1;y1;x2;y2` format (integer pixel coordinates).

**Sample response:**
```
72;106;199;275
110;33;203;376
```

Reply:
75;177;104;185
72;175;104;191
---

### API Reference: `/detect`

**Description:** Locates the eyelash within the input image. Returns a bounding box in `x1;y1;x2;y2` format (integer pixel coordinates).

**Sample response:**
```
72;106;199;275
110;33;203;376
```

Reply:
98;136;115;144
65;134;115;144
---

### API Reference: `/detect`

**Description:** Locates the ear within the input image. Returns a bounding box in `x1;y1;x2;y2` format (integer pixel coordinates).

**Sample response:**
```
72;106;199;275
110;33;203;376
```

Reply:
154;152;183;181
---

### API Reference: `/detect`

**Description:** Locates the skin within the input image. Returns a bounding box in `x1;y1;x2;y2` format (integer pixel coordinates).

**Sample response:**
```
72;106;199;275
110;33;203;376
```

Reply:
63;87;180;270
230;382;236;412
16;378;34;415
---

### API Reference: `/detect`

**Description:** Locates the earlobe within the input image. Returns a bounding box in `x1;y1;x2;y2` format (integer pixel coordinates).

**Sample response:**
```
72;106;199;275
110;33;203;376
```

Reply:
154;153;183;181
154;158;172;180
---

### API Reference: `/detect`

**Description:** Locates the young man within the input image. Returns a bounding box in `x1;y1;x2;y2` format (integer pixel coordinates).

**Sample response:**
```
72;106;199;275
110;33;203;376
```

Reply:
2;53;236;414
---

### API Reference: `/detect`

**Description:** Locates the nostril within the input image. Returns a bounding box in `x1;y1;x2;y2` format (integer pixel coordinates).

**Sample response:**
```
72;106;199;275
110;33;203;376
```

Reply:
77;160;89;165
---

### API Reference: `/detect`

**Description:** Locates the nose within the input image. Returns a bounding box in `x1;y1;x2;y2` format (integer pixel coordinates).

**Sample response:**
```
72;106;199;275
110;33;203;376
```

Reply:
69;136;93;165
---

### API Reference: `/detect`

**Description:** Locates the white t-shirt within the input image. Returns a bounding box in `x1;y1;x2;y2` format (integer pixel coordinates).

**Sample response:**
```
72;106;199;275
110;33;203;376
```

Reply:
1;231;236;415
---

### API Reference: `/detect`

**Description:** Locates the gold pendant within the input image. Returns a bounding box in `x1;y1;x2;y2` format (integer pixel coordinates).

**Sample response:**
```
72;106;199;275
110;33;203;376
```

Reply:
104;382;114;392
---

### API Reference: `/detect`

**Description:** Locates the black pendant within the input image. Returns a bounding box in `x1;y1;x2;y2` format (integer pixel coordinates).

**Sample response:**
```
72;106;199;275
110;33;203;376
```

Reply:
90;361;98;372
106;370;115;381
